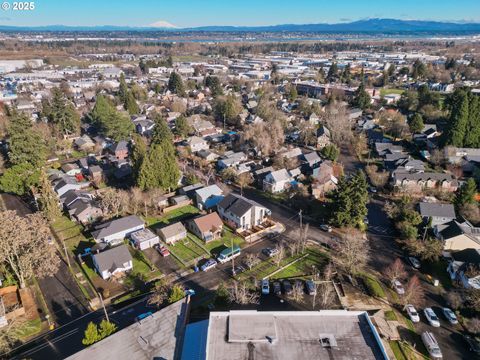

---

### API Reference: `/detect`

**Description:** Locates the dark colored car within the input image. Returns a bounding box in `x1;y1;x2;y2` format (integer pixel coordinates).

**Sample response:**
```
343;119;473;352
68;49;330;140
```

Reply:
282;280;293;295
305;280;316;295
464;335;480;354
262;248;279;257
227;265;245;276
272;281;282;296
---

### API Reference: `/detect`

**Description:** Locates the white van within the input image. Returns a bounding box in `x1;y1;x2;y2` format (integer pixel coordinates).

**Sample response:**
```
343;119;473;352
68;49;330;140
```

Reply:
421;331;442;359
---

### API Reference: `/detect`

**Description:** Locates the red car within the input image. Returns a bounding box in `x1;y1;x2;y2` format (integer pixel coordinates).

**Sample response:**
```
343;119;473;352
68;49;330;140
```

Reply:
155;244;170;257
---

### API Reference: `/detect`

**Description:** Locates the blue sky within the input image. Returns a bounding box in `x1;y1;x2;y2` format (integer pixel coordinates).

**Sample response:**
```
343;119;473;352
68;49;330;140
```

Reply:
1;0;479;27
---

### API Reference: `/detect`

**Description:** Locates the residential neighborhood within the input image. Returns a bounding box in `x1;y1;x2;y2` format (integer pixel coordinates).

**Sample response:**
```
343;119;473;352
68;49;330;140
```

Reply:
1;7;480;360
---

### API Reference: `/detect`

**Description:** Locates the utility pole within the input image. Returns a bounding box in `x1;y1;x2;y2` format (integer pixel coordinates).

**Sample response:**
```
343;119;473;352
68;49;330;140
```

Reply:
63;241;71;268
231;236;235;275
299;209;303;231
99;293;109;323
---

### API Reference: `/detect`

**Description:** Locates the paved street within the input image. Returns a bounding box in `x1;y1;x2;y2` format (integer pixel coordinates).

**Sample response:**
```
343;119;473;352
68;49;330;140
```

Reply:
0;194;89;326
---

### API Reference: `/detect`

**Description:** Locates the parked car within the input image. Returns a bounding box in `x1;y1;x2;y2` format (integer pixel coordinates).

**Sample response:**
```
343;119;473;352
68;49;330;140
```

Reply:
262;247;279;257
364;217;369;225
320;224;332;232
155;244;170;257
407;256;421;269
442;307;458;325
294;279;304;291
464;334;480;354
261;279;270;295
406;304;420;323
282;280;293;295
272;281;281;296
227;265;245;276
424;308;441;327
201;259;217;272
136;312;153;321
305;279;317;295
421;331;442;359
369;187;377;193
393;280;405;295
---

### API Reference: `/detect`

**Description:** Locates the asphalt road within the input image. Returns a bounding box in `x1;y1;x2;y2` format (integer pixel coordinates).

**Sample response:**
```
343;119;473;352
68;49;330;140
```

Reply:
9;296;154;360
0;194;89;325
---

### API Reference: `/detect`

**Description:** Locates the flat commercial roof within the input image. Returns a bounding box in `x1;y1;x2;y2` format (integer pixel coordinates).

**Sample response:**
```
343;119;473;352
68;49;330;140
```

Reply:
204;310;388;360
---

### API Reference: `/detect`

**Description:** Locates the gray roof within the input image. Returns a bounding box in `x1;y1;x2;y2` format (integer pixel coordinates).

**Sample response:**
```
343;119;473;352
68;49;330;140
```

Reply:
92;245;132;274
218;193;266;218
203;310;387;360
92;215;144;240
268;169;291;183
195;185;223;202
67;299;189;360
157;222;187;239
111;140;128;153
419;202;456;219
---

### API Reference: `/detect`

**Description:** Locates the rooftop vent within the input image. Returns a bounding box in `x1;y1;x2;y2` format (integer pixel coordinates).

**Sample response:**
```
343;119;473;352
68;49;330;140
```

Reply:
320;334;337;348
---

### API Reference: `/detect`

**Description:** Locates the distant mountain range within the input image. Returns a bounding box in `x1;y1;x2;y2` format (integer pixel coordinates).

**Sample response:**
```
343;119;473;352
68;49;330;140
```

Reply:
1;18;480;33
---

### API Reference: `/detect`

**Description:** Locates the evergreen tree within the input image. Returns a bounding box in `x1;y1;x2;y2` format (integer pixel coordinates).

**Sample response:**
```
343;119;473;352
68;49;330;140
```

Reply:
151;116;173;144
464;93;480;147
205;76;223;96
288;86;298;102
409;113;424;134
327;62;338;82
37;169;61;221
131;133;147;177
214;94;242;126
82;322;100;346
118;73;128;103
446;89;469;147
353;83;370;110
455;178;477;208
0;162;40;196
327;170;368;228
44;87;80;136
124;91;140;115
98;320;117;338
174;115;192;138
91;95;133;141
7;112;47;167
411;59;427;79
168;72;185;95
320;143;339;161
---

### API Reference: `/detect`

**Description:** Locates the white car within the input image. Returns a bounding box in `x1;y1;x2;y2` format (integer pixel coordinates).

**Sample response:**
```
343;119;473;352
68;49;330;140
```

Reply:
201;259;217;272
320;224;332;232
261;279;270;295
393;280;405;295
442;307;458;325
406;304;420;323
424;308;441;327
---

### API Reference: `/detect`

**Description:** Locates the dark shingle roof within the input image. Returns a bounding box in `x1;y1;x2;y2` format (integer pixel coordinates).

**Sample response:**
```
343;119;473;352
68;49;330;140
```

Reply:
418;202;456;219
92;245;132;273
218;193;264;218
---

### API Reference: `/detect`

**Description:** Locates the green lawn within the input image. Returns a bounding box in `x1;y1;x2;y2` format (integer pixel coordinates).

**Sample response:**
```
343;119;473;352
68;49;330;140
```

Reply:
389;341;408;360
380;88;405;96
167;236;207;265
385;310;398;321
16;318;43;340
144;205;199;228
270;248;328;280
238;246;327;281
360;273;386;298
204;227;246;255
129;247;162;281
52;216;89;252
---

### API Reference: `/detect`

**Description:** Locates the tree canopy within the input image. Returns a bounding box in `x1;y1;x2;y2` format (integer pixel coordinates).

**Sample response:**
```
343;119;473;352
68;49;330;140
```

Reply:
445;89;480;147
327;170;369;228
42;87;80;136
168;72;185;95
91;95;134;141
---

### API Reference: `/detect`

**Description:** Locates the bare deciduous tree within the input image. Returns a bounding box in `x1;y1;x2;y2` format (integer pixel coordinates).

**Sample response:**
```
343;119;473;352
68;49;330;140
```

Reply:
227;281;259;305
384;258;408;284
244;253;260;271
290;282;304;302
333;228;369;276
100;188;122;218
272;243;286;267
365;164;389;188
243;120;284;157
0;211;60;288
147;279;170;307
321;102;352;146
401;275;425;308
236;172;253;196
445;291;464;310
316;263;336;309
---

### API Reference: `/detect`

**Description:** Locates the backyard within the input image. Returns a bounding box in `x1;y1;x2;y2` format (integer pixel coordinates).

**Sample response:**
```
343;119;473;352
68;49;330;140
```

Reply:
144;205;200;229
